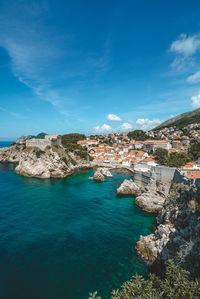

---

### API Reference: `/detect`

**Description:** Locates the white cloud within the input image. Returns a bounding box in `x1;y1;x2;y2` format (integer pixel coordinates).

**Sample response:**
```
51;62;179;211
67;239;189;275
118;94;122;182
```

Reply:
170;33;200;57
169;33;200;70
191;92;200;109
93;124;112;133
119;122;133;130
187;71;200;83
107;113;122;121
135;118;162;131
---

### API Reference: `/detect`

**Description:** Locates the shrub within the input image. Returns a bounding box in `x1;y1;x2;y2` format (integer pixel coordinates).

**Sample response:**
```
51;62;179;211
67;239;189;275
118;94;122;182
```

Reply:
89;260;200;299
69;157;77;166
34;148;45;158
61;156;68;165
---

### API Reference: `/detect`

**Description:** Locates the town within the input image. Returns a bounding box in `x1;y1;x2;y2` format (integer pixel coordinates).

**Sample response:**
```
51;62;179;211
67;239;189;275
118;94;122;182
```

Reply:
77;124;200;180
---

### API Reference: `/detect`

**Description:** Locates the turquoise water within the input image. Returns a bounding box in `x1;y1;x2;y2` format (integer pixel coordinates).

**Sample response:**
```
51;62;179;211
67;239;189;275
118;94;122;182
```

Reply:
0;143;155;299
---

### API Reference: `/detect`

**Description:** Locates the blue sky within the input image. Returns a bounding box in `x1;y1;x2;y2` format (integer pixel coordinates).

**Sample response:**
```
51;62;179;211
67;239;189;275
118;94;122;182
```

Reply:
1;0;200;139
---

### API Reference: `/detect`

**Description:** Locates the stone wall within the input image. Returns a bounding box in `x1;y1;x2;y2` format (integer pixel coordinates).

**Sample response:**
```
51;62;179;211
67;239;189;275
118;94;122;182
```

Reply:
134;166;185;188
151;165;176;182
134;170;151;187
26;139;51;150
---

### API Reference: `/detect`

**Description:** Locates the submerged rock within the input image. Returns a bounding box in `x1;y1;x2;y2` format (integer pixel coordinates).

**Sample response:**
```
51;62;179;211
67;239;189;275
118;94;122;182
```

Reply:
117;179;141;196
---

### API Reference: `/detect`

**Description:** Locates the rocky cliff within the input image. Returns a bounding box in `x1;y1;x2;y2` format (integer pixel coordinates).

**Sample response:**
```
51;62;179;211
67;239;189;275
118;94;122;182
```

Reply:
117;177;170;213
0;143;92;178
136;182;200;276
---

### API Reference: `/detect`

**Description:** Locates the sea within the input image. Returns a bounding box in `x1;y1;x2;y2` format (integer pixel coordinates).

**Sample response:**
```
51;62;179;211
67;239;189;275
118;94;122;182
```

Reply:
0;141;155;299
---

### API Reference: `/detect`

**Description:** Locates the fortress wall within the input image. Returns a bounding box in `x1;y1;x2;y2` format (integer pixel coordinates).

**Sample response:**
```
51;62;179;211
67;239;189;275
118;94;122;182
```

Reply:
134;166;185;188
134;170;151;187
26;139;51;150
151;166;176;182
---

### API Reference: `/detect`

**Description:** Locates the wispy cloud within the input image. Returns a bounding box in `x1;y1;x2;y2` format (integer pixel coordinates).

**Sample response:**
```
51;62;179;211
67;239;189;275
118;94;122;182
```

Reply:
0;106;21;118
187;71;200;83
0;1;111;119
169;33;200;70
191;91;200;109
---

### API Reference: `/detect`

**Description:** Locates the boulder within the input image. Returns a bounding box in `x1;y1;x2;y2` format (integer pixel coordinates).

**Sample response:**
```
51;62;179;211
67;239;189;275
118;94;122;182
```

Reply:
117;179;141;196
99;168;113;177
93;170;105;182
135;193;165;214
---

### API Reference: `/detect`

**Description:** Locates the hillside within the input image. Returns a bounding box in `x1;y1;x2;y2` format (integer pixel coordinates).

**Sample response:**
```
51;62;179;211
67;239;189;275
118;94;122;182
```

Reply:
153;108;200;130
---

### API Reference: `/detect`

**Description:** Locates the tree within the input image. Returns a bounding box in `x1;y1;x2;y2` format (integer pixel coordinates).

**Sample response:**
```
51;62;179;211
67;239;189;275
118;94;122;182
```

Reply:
189;141;200;161
166;152;191;168
89;260;200;299
127;130;148;141
154;148;168;165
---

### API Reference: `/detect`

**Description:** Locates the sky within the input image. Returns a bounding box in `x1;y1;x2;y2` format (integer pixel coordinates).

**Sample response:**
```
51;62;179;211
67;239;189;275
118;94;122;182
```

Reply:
1;0;200;139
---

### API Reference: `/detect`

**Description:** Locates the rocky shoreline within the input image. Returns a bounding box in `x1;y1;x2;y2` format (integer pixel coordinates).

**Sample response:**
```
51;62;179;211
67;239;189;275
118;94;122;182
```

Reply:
0;144;131;179
116;174;200;276
1;143;199;275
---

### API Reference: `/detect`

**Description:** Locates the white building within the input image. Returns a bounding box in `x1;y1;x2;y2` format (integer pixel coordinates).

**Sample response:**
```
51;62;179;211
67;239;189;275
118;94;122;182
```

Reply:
143;140;171;152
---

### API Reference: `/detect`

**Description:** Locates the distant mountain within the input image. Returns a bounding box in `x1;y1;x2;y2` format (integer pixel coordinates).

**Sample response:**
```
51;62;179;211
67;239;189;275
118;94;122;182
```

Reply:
153;108;200;130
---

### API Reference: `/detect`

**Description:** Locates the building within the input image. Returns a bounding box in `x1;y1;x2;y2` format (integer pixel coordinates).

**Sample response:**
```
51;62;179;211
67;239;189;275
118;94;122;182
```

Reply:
77;139;98;147
26;134;61;150
45;134;62;146
143;140;171;152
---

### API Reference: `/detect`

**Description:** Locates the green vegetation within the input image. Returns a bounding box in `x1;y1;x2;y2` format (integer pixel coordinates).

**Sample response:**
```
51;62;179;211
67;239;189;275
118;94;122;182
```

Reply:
69;156;77;166
154;108;200;130
61;134;90;161
61;156;68;165
61;133;86;148
128;130;149;141
154;148;191;167
189;140;200;161
28;132;47;139
154;148;169;165
89;260;200;299
34;148;45;158
36;132;47;139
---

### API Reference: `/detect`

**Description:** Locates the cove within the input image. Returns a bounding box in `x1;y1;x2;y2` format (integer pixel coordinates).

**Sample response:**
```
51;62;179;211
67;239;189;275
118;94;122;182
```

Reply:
0;163;155;299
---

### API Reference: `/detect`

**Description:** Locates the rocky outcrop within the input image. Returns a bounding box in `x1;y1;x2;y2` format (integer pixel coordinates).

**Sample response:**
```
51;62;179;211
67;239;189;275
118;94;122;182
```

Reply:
135;182;200;276
0;144;92;178
15;150;68;178
0;144;24;162
99;168;113;178
89;168;112;182
135;179;171;213
117;179;141;196
93;170;106;182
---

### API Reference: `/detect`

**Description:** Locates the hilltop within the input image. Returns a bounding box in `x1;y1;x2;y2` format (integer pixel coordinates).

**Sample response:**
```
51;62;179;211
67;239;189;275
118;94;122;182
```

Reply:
154;108;200;130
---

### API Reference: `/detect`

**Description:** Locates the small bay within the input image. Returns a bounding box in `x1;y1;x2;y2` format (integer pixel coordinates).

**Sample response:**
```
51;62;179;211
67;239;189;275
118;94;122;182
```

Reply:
0;142;155;299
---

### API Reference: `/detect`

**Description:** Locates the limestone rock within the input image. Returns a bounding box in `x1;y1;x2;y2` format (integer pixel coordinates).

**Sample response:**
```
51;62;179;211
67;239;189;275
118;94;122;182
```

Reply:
135;183;200;276
98;167;113;177
135;179;170;213
135;193;165;213
117;179;141;196
93;170;105;182
0;143;92;178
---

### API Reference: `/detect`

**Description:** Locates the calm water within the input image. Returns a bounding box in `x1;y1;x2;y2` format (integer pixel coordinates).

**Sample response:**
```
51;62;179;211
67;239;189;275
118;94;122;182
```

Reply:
0;142;155;299
0;141;14;148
